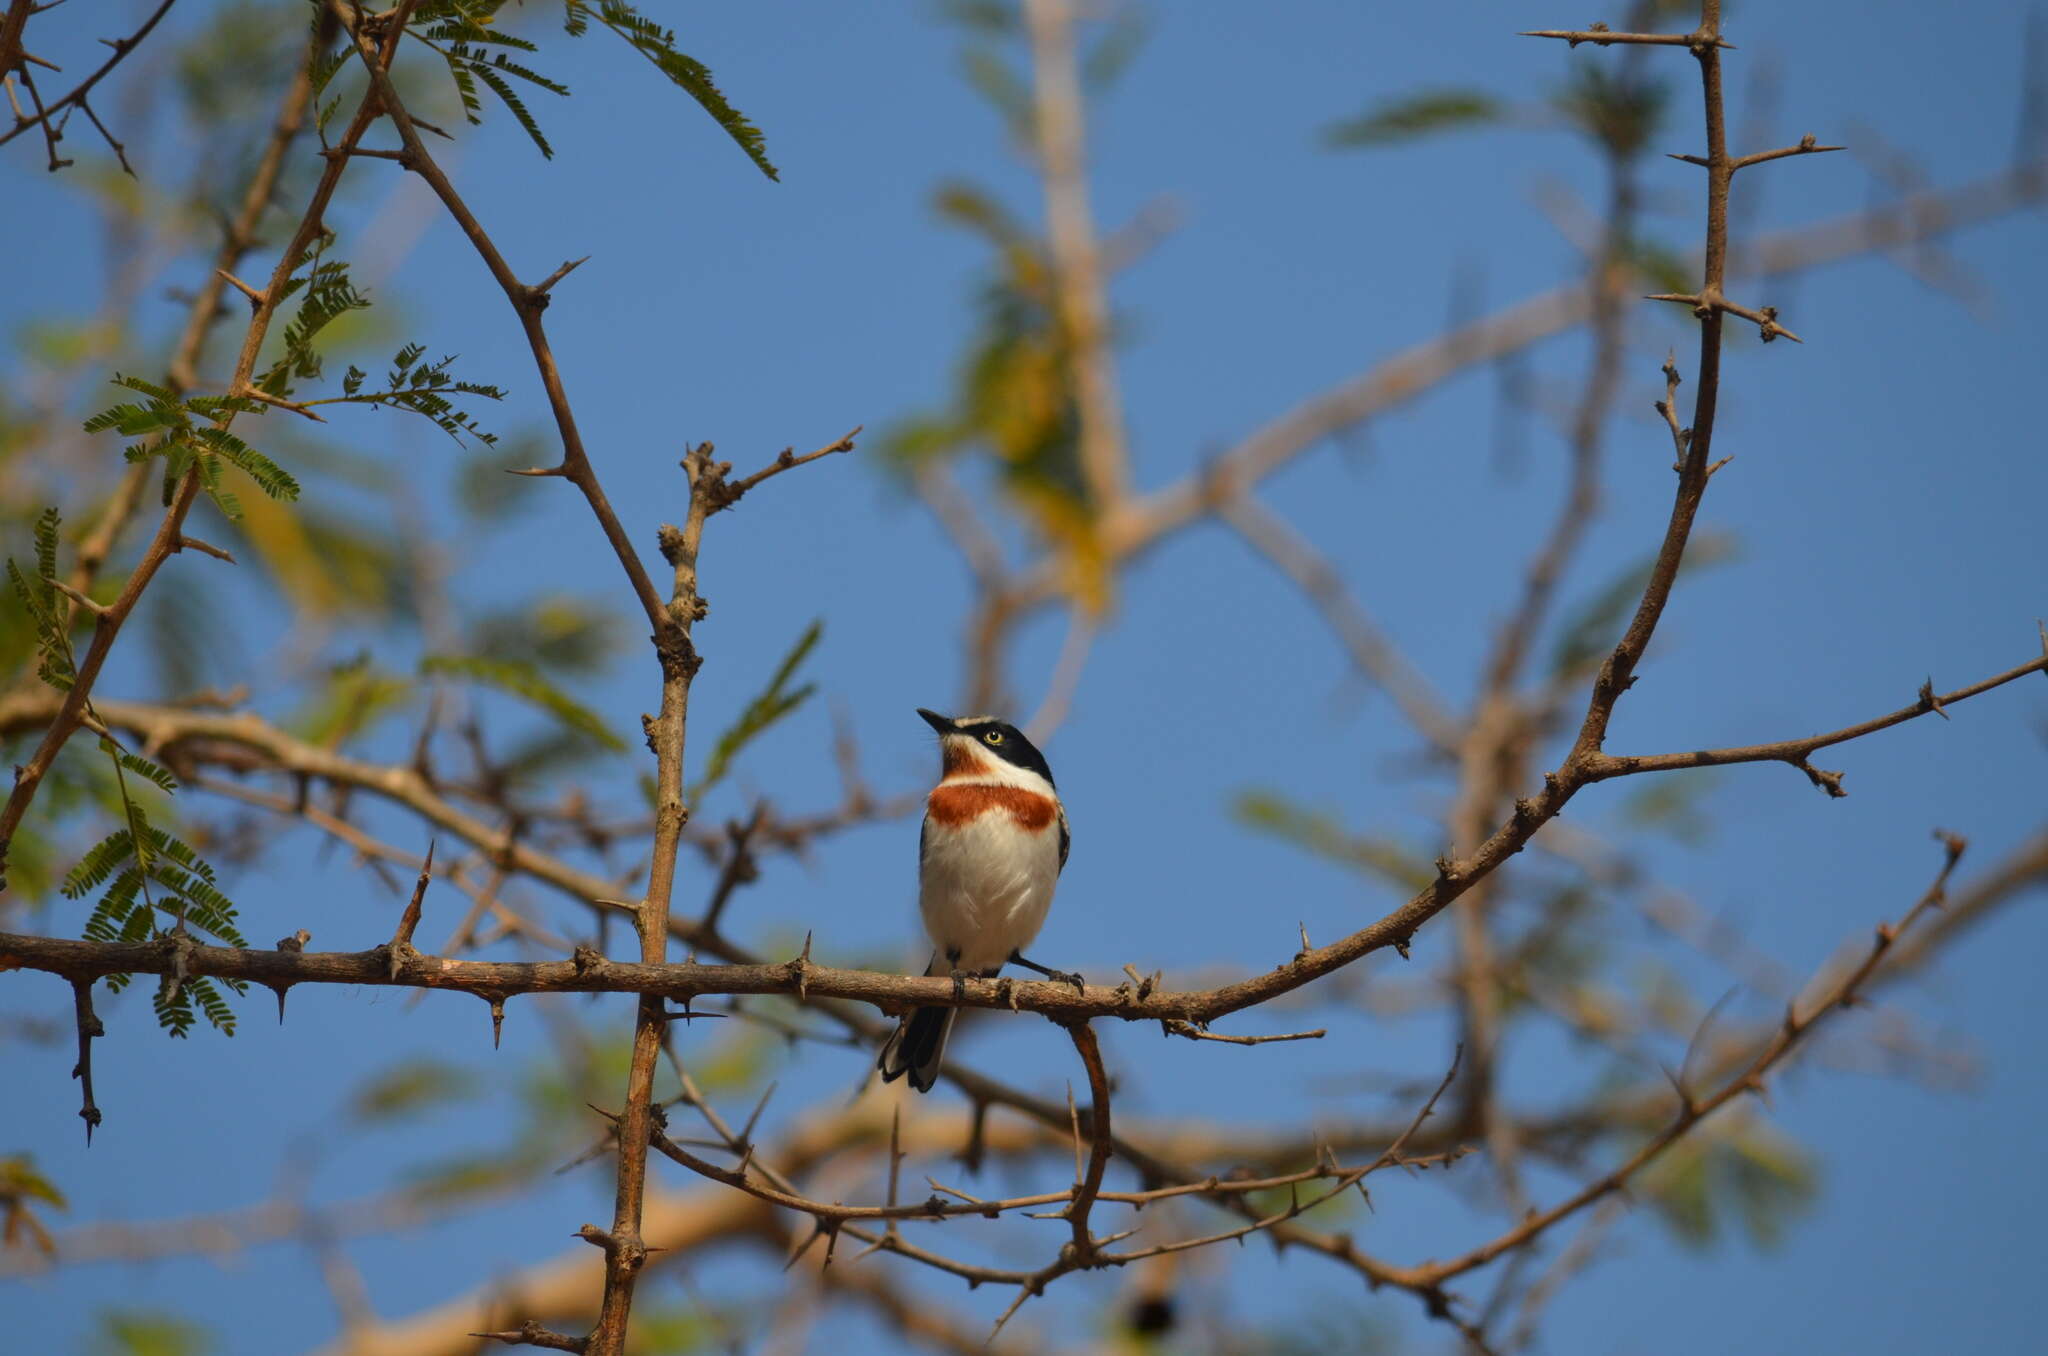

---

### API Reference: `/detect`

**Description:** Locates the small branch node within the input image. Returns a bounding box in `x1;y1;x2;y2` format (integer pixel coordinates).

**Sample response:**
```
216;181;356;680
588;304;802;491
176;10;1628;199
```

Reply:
214;268;266;308
470;1319;587;1352
174;535;236;564
49;578;108;617
786;931;815;1001
1794;759;1848;798
385;839;434;979
528;254;590;301
483;992;509;1048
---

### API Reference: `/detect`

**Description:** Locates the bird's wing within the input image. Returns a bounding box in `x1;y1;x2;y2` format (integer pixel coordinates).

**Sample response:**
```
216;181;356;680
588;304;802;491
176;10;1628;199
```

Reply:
1056;803;1070;874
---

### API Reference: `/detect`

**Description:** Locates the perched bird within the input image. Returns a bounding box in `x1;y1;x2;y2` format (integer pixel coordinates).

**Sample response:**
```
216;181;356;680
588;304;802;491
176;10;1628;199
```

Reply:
877;708;1078;1093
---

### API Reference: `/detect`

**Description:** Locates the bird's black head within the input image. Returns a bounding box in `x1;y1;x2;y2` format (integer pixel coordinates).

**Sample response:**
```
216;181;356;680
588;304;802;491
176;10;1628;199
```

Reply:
916;708;1055;787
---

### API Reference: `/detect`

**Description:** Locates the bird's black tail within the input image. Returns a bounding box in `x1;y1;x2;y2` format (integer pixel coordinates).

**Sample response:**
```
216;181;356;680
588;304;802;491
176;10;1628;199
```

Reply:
877;1005;955;1094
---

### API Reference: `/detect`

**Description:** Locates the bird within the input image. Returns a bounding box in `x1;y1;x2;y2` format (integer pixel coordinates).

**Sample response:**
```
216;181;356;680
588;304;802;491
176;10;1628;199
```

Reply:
877;708;1079;1093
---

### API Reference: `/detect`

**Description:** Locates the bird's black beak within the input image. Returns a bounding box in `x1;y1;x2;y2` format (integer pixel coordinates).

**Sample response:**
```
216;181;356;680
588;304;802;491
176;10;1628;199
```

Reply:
915;708;954;735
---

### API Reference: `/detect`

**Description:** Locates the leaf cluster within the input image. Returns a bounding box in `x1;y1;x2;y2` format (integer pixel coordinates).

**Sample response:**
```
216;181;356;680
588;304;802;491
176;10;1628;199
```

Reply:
60;764;248;1037
5;508;79;692
338;343;505;448
943;0;1150;145
1554;61;1671;159
421;653;626;751
416;1;570;159
1323;90;1503;149
1321;52;1670;161
313;0;781;175
881;182;1115;608
567;0;780;180
1232;790;1433;892
0;1155;68;1260
1639;1111;1816;1249
692;619;821;798
90;1310;214;1356
83;375;296;522
264;257;368;389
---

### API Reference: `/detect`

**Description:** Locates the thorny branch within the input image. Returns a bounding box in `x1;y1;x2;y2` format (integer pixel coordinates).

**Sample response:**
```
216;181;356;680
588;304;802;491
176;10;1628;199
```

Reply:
0;3;395;882
330;17;865;1336
1;645;2038;1019
5;1;2044;1348
994;150;2048;621
1389;833;1972;1289
0;0;178;166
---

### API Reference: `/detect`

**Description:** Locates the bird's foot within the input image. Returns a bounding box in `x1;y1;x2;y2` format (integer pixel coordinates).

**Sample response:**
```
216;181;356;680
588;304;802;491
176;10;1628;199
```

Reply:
1011;952;1087;994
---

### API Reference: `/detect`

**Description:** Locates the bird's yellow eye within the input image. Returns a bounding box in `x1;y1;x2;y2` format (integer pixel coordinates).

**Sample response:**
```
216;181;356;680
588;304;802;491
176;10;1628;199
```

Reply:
983;730;1005;746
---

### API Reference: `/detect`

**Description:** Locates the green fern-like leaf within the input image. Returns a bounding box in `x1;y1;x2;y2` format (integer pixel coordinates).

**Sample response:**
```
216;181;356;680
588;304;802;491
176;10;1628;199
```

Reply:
312;345;504;446
193;449;246;521
265;257;370;390
113;888;152;943
420;653;624;750
67;809;247;1015
107;373;179;404
61;830;135;900
188;977;239;1035
151;863;247;948
182;393;264;420
6;562;64;671
349;1057;481;1122
82;865;144;944
1233;790;1434;892
309;43;352;103
1324;89;1503;149
92;1309;212;1356
692;620;821;796
153;976;197;1038
32;506;60;586
591;0;778;180
469;61;555;157
8;509;78;691
105;744;179;795
82;402;178;436
191;427;301;502
447;57;486;121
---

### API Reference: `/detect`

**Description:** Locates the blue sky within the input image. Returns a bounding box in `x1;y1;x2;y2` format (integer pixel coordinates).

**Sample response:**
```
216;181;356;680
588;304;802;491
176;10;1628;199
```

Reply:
4;2;2046;1352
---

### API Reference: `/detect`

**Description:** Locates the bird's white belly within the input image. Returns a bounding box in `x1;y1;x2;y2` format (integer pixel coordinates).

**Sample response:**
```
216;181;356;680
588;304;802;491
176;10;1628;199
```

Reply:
919;815;1059;973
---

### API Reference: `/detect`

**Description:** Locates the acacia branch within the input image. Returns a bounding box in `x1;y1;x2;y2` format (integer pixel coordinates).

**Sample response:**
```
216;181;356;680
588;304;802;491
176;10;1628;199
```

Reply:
241;826;2048;1356
1;633;2032;1024
328;0;669;636
1025;0;1130;518
322;9;854;1345
1581;653;2048;794
0;0;30;87
1520;25;1730;48
998;152;2048;620
0;0;176;156
1450;68;1646;1213
1394;833;1969;1288
0;9;397;884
